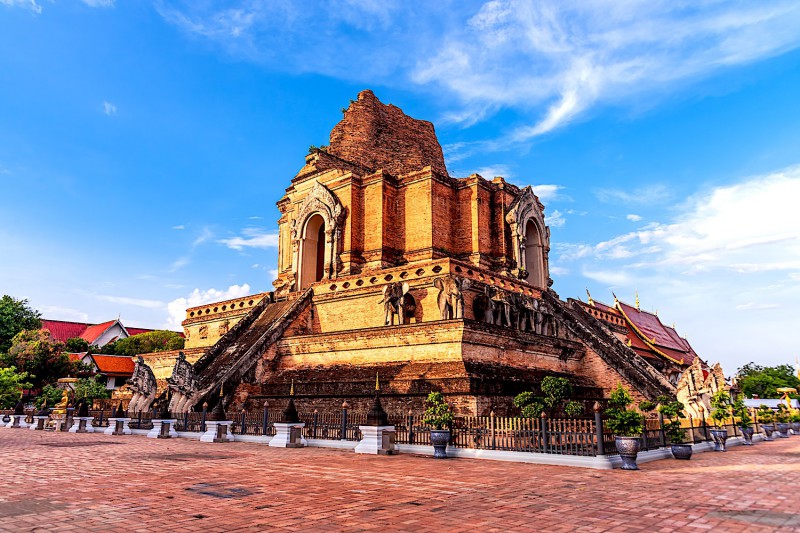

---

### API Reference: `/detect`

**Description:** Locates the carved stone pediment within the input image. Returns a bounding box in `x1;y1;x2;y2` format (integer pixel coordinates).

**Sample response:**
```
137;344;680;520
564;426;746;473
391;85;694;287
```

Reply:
505;186;550;287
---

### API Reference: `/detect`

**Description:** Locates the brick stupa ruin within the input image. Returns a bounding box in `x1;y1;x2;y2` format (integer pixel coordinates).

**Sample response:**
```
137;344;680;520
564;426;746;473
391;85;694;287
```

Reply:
143;89;677;416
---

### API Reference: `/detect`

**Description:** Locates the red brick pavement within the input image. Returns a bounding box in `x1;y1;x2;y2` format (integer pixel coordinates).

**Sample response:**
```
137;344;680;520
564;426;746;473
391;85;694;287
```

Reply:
0;430;798;532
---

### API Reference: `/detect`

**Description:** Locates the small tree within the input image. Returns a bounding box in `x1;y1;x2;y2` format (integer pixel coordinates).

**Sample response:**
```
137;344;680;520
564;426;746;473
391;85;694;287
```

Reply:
658;400;687;444
0;366;32;409
514;376;584;418
708;389;731;428
36;383;64;408
0;295;42;354
422;392;454;430
2;329;71;390
64;337;90;353
757;404;774;424
731;395;752;429
73;376;110;405
99;330;184;356
605;384;644;437
775;404;790;424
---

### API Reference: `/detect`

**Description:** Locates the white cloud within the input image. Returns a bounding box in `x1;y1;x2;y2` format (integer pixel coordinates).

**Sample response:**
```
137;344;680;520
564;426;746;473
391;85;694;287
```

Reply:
220;227;279;250
81;0;114;7
80;291;165;309
468;165;512;180
172;225;185;230
158;1;800;146
626;214;643;222
268;268;279;279
531;184;566;203
166;284;251;329
561;164;800;371
169;257;190;272
547;209;565;228
102;101;117;115
39;305;89;323
192;227;214;246
1;0;42;14
595;184;671;205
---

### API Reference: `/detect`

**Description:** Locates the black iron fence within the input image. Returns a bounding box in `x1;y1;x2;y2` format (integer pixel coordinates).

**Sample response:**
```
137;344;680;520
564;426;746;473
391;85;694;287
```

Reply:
3;406;776;457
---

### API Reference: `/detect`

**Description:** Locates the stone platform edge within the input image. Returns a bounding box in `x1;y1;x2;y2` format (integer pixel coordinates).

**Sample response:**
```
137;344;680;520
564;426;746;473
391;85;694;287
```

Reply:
117;428;766;469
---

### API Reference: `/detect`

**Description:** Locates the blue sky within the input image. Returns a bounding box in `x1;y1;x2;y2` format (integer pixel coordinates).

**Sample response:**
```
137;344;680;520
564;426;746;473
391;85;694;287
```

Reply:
1;0;799;374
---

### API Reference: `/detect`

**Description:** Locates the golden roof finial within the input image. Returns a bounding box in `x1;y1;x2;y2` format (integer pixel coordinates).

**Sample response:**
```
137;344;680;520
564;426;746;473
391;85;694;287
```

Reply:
585;288;594;306
626;338;632;347
655;309;658;317
375;372;380;391
290;379;295;396
635;290;640;310
672;322;676;329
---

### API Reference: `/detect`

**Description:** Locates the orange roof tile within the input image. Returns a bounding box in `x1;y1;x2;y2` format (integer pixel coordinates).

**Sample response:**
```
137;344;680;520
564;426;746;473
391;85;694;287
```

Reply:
90;354;135;377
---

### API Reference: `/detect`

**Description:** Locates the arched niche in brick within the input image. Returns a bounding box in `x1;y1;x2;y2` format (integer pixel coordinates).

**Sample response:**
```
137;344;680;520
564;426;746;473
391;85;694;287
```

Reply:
505;186;550;288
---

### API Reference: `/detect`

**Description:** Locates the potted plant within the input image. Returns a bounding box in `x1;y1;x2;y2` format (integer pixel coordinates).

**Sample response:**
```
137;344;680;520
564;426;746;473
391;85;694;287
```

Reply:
757;404;775;440
708;390;731;451
605;384;645;470
423;392;454;459
790;411;800;435
659;400;692;459
732;395;754;445
775;404;790;438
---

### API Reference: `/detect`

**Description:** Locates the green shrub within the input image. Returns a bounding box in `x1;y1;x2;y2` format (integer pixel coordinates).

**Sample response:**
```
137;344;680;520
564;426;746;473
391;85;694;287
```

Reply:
605;384;644;437
422;392;454;430
658;400;687;444
708;390;731;428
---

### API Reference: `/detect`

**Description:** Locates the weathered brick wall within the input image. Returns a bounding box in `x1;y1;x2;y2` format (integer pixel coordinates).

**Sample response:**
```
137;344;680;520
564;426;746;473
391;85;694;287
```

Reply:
329;89;449;177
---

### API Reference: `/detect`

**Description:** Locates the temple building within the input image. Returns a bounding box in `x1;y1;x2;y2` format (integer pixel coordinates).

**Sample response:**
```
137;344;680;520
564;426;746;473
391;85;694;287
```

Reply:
142;90;680;416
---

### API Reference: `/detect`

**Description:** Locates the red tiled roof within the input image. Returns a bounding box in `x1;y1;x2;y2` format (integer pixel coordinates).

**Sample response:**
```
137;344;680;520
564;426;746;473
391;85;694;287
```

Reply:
616;301;697;366
41;320;90;343
90;354;135;377
80;320;117;343
125;327;155;336
66;352;88;363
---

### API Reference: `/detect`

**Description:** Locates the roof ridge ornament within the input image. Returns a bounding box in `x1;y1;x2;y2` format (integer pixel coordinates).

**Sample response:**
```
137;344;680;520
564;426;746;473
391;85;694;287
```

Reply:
585;288;594;307
635;290;640;310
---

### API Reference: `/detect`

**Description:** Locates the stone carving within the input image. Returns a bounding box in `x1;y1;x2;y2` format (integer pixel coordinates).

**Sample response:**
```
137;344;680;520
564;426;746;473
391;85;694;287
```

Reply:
484;285;512;327
675;358;728;420
433;276;471;320
505;186;551;288
127;356;157;414
513;293;539;332
379;282;410;325
167;351;199;414
292;180;346;289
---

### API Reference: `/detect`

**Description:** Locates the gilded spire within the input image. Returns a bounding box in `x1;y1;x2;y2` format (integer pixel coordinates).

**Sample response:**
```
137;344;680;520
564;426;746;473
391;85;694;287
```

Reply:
290;379;295;396
375;372;380;391
585;288;594;306
635;290;640;310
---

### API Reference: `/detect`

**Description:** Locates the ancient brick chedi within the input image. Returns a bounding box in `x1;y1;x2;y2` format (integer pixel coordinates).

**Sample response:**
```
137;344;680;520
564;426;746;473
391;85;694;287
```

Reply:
149;90;676;416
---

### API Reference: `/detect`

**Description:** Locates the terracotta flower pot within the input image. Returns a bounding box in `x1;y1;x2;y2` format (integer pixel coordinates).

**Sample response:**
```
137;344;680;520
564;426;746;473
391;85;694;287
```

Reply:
430;429;451;459
615;436;641;470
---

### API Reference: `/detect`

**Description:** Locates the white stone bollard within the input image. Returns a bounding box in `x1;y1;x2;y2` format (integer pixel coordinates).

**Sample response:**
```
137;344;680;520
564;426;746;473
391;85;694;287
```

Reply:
355;425;397;455
147;419;178;439
68;417;95;433
269;422;307;448
200;420;234;443
104;417;132;435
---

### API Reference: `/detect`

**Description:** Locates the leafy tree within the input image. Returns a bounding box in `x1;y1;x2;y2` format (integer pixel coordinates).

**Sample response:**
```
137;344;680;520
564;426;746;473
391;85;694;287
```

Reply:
708;389;731;428
731;394;752;429
605;384;645;436
98;330;184;356
73;376;110;404
658;400;687;444
0;295;42;354
514;376;584;418
64;337;90;353
422;392;454;430
736;363;800;399
2;329;71;390
0;366;32;409
36;383;64;408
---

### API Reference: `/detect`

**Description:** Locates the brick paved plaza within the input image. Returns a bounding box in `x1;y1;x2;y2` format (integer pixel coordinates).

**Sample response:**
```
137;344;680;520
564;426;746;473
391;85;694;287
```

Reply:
1;430;798;532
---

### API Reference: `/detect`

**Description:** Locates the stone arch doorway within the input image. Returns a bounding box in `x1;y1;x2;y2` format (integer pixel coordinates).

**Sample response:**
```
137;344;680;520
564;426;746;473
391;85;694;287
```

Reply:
300;213;326;289
524;219;544;287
